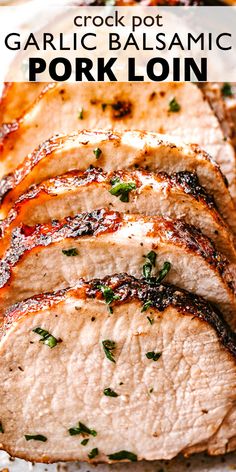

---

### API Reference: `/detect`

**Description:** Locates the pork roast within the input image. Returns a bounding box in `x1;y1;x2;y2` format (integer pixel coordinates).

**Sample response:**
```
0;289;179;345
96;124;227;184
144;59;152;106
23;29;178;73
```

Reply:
0;83;46;126
1;130;236;241
0;209;235;328
0;166;235;261
0;83;235;198
0;274;236;463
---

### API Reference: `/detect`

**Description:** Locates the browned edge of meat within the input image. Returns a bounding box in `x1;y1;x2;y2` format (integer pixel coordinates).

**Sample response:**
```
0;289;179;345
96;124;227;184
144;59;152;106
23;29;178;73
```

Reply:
3;273;236;358
0;208;234;293
0;165;220;235
0;83;47;125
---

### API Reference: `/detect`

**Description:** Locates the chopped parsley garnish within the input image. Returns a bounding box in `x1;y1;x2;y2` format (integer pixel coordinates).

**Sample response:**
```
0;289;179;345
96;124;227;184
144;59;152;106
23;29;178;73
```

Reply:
25;434;47;442
32;327;60;349
169;97;181;112
88;447;99;459
147;316;154;325
62;248;79;257
109;178;136;203
146;250;156;266
156;262;171;283
146;351;162;361
108;450;137;462
102;339;116;363
68;422;97;437
81;438;89;446
141;300;153;313
110;176;120;186
78;107;84;119
0;422;4;433
142;251;157;279
97;285;120;314
103;388;118;397
93;148;102;159
221;82;233;97
143;263;152;279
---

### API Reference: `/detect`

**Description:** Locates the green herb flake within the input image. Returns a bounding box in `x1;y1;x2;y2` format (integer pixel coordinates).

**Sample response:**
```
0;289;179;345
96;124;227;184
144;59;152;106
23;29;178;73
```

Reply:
88;447;99;459
169;97;181;112
110;176;120;186
68;421;97;437
98;285;120;305
81;438;89;446
33;327;59;349
143;262;152;279
78;107;84;119
147;316;154;325
146;251;157;266
101;103;107;111
93;148;102;160
97;285;120;314
149;387;154;393
142;251;157;279
146;351;162;362
108;450;137;462
0;422;4;433
141;300;153;313
25;434;47;442
102;339;116;363
221;83;233;97
104;388;119;397
156;262;171;284
109;179;136;203
62;248;79;257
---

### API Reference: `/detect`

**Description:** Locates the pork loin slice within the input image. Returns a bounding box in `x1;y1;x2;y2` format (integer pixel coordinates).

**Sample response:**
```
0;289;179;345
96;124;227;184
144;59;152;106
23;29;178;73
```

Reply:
224;83;236;145
0;83;46;125
0;208;235;327
201;83;236;146
0;82;235;197
0;274;236;463
1;166;235;263
200;83;236;143
0;79;223;128
1;130;236;240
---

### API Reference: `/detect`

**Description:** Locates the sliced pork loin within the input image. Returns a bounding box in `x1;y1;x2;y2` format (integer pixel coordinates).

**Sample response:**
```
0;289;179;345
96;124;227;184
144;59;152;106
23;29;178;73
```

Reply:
0;274;236;463
0;83;235;198
0;166;235;263
0;208;235;328
1;130;236;241
0;82;46;125
1;80;230;131
201;83;236;147
200;83;236;144
223;83;236;146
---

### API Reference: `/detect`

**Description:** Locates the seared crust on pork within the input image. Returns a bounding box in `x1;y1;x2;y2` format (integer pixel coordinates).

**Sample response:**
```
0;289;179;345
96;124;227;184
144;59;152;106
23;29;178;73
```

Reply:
3;273;236;356
0;166;235;262
0;209;235;327
1;130;236;240
0;83;235;198
0;83;46;125
0;274;236;463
